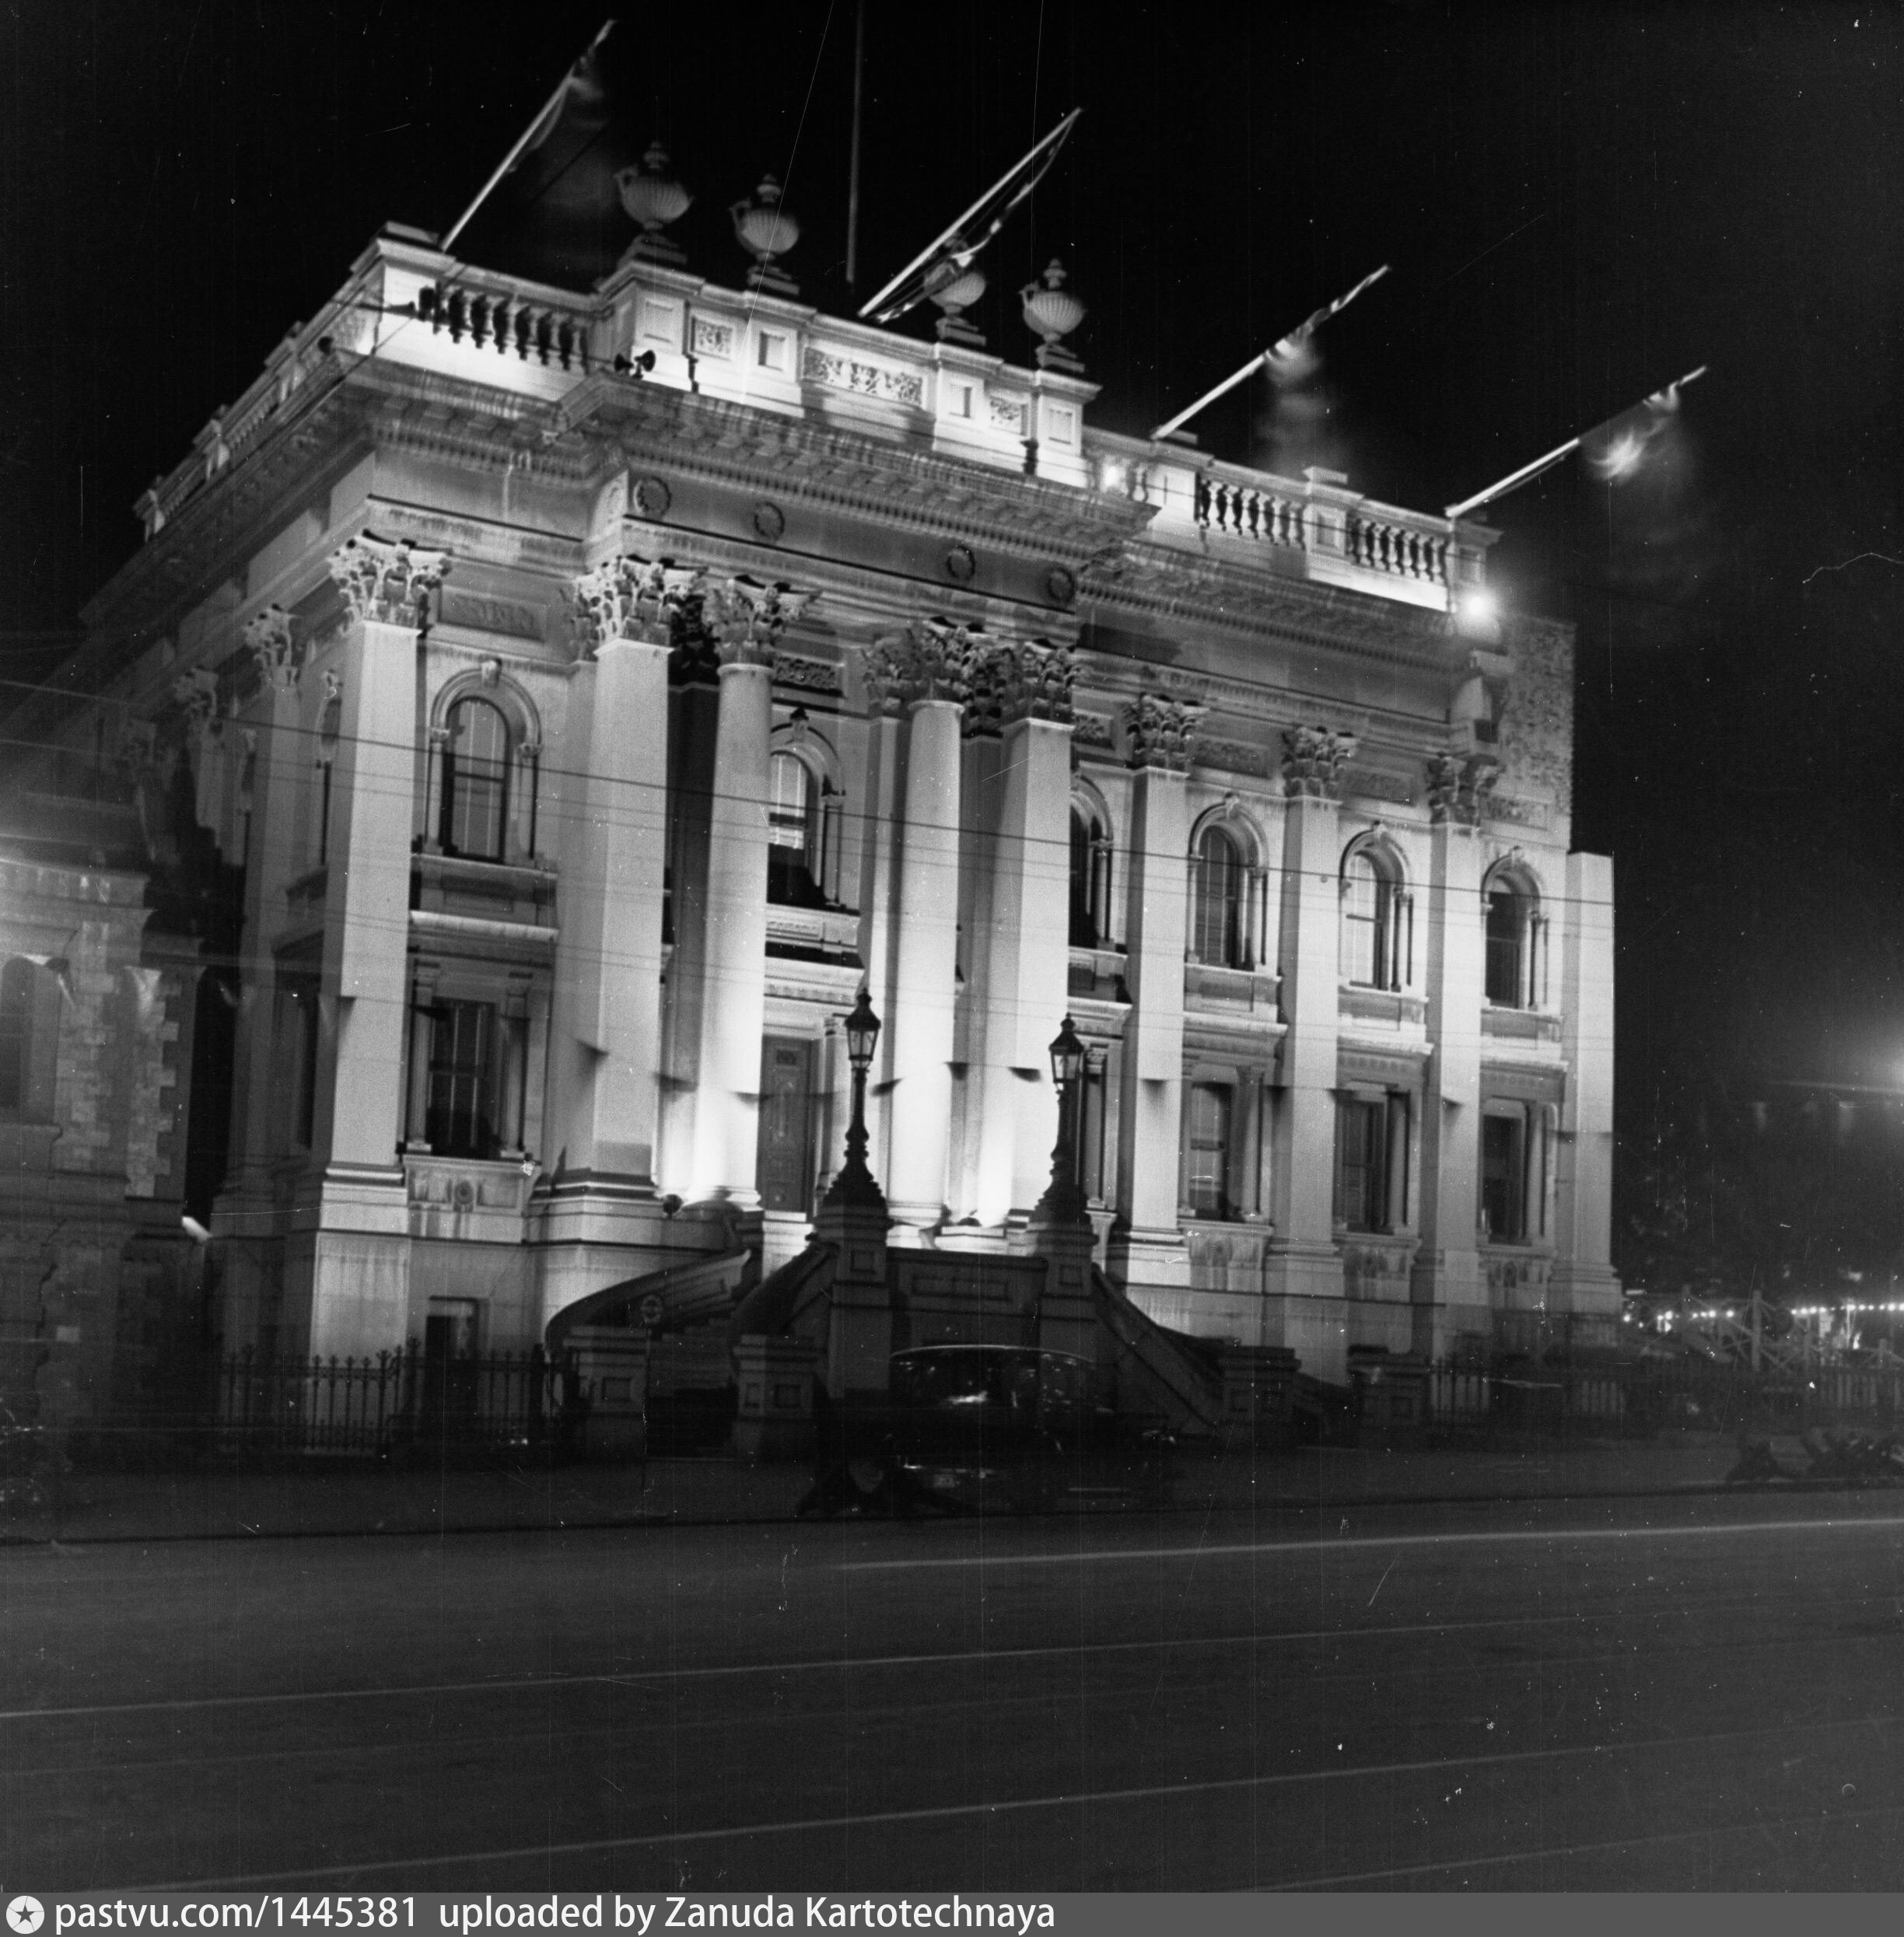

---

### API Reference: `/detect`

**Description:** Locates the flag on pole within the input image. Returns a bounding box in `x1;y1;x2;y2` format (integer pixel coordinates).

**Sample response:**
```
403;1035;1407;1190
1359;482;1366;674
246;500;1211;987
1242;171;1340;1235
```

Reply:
1578;369;1704;483
1444;365;1708;519
859;110;1083;326
1265;264;1391;376
446;22;628;292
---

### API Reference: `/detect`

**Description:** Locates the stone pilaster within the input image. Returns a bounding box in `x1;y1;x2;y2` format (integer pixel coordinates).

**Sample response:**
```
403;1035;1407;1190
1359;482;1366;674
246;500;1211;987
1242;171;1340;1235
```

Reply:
1109;694;1198;1296
1262;726;1354;1372
863;620;975;1234
1549;851;1621;1316
208;607;308;1349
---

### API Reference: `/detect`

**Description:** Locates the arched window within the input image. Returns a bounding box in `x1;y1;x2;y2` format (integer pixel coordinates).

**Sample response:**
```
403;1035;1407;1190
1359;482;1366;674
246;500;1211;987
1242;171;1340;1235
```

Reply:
1341;844;1410;990
768;750;831;905
1483;869;1546;1008
1069;803;1111;948
1192;823;1247;968
439;696;510;860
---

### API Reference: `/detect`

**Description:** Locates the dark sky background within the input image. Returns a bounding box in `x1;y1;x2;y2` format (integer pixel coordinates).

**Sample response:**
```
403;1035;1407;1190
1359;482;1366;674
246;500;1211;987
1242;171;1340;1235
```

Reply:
5;1;1904;1201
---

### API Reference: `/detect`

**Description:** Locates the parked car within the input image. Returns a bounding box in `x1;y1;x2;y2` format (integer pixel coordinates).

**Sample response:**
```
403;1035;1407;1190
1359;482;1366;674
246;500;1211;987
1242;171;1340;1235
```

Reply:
799;1344;1174;1518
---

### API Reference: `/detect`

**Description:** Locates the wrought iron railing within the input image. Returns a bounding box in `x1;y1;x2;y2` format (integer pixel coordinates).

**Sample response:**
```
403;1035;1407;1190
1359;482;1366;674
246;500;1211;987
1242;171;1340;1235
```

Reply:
212;1343;574;1456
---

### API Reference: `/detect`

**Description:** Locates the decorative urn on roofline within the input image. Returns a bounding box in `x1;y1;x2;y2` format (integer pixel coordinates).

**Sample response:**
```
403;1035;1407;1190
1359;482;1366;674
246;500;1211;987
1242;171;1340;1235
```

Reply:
1021;259;1086;373
617;140;692;267
731;174;801;297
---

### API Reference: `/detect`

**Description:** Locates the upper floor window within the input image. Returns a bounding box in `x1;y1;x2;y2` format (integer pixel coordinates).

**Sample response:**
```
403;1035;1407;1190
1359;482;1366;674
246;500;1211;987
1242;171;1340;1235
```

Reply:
1484;871;1547;1008
1069;804;1111;948
0;960;35;1117
1342;845;1411;990
768;750;831;906
1191;824;1248;968
439;695;511;861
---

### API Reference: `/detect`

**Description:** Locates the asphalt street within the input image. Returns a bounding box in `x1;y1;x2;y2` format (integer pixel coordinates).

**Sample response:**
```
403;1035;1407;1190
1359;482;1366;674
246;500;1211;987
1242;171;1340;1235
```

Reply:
6;1491;1904;1892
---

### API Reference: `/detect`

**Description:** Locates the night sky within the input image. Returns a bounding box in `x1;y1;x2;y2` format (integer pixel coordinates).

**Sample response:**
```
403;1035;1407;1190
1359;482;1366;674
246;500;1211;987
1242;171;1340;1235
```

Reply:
7;2;1903;1237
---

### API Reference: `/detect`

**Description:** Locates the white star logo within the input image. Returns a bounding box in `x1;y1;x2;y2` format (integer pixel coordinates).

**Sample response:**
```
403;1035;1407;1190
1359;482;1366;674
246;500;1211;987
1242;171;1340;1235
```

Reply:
7;1900;46;1935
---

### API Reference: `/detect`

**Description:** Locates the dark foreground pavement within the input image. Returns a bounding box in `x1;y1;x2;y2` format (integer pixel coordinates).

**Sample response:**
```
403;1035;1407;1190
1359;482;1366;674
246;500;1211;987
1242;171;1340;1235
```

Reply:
8;1484;1904;1891
1;1432;1746;1545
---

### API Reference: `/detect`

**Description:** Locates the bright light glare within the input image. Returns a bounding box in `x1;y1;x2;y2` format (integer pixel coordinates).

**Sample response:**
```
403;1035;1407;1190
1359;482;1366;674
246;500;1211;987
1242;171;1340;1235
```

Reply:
1458;587;1498;625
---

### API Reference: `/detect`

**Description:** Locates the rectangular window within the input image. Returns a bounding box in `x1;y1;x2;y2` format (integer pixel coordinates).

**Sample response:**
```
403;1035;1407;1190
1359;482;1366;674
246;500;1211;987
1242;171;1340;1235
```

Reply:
425;999;501;1160
1337;1092;1410;1232
756;330;787;371
1185;1082;1234;1218
948;381;975;419
1481;1107;1527;1241
276;974;320;1150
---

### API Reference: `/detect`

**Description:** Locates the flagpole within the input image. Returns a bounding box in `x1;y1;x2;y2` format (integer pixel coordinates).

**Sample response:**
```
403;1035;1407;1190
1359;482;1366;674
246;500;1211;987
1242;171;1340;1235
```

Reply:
441;19;615;254
845;0;866;291
1442;365;1709;519
1443;435;1581;520
859;107;1081;322
1148;265;1391;443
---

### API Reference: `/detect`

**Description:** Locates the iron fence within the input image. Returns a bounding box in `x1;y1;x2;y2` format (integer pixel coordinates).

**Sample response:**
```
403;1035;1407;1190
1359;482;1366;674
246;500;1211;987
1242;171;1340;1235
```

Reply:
212;1343;575;1456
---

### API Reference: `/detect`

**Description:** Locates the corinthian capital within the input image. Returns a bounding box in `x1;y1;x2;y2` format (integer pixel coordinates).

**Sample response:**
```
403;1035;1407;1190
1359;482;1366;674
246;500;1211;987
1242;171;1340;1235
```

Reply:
243;603;301;690
861;616;981;715
327;533;450;628
970;638;1076;732
1123;692;1201;771
171;667;221;741
702;575;817;668
572;552;707;655
1281;725;1358;800
1425;751;1500;827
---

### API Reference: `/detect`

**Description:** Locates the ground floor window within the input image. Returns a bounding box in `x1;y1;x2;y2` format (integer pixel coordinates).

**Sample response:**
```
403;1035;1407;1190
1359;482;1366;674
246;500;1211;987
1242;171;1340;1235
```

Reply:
1336;1091;1411;1233
410;995;527;1160
1480;1099;1552;1243
1185;1081;1235;1218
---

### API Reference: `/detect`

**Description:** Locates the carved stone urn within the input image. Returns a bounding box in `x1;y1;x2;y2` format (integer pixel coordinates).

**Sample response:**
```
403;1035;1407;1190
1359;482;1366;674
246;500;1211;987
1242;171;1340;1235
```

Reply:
616;140;691;267
1021;258;1085;372
730;175;801;296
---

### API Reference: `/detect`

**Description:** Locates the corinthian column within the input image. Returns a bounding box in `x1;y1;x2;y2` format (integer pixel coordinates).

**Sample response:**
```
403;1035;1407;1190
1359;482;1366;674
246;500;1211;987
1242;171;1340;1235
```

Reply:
1111;693;1199;1297
969;640;1077;1226
686;577;817;1204
864;620;974;1234
1409;753;1490;1348
1263;726;1354;1365
303;535;446;1358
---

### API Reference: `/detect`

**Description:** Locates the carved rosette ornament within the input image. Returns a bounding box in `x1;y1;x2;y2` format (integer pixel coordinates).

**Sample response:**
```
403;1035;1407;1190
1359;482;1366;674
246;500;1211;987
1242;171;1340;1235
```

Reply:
571;553;708;656
243;604;301;689
1123;692;1201;771
701;575;817;670
1425;751;1501;827
1281;725;1359;800
327;533;450;628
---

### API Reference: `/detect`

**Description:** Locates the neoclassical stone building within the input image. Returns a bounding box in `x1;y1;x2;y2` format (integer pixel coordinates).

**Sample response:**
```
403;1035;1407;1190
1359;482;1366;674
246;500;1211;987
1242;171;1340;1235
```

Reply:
16;211;1618;1385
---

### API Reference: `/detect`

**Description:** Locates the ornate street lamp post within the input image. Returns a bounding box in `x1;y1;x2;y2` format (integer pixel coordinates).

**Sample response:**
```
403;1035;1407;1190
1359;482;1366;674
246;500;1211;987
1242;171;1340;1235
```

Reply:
1039;1013;1090;1225
822;987;884;1208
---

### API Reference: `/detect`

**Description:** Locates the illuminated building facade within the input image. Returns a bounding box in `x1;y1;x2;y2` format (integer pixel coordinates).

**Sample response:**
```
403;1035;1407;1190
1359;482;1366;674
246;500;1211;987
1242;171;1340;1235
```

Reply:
9;209;1619;1386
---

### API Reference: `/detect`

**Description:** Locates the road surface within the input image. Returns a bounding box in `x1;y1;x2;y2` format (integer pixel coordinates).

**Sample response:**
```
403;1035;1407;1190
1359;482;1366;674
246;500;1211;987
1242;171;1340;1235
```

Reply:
5;1491;1904;1890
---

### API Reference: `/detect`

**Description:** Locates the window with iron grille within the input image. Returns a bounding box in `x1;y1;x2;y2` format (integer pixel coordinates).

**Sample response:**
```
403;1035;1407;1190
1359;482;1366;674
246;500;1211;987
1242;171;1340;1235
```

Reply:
425;999;502;1159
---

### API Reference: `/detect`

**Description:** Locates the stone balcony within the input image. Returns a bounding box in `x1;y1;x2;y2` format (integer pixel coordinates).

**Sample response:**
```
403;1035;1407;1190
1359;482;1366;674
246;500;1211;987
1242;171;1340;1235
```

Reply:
1480;1004;1564;1047
403;1152;534;1241
133;231;1495;620
1184;961;1280;1018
